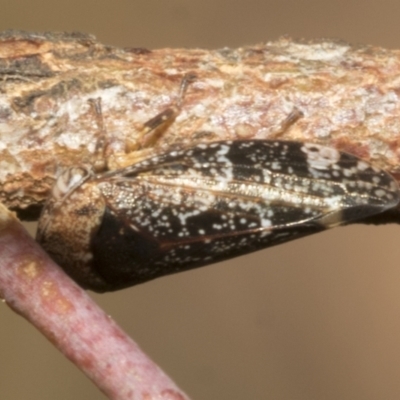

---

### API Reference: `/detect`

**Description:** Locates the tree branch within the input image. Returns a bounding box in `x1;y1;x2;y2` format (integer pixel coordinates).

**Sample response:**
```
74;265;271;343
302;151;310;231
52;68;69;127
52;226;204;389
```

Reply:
0;203;189;400
0;31;399;221
1;31;400;398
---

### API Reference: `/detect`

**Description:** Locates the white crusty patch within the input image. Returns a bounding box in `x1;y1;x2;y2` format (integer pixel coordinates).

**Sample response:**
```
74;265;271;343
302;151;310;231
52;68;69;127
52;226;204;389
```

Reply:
301;143;340;170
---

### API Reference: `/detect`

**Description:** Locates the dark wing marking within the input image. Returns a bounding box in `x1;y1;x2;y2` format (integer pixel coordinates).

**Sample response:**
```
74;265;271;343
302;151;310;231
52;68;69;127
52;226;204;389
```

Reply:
89;140;399;290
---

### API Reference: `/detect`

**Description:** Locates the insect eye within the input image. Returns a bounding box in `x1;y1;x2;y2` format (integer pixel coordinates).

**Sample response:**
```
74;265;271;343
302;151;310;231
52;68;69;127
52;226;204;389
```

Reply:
52;167;90;201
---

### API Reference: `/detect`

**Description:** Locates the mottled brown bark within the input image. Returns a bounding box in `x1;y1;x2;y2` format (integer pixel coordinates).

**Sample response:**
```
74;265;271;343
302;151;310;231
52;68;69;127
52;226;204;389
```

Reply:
1;31;400;221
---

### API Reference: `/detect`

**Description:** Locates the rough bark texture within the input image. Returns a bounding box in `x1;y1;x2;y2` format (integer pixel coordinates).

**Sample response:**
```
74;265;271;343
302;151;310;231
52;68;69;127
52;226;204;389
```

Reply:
1;31;400;221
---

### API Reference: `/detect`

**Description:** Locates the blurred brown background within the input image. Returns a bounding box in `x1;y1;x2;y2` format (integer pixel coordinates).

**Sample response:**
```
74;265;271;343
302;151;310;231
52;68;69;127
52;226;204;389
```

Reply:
2;1;400;399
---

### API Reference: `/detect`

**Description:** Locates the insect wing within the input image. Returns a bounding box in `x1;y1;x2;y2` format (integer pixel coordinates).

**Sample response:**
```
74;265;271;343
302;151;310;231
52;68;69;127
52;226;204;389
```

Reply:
89;140;399;290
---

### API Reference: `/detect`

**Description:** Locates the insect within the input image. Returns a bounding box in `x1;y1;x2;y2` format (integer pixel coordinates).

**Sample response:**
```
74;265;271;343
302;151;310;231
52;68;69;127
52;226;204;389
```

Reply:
36;139;400;292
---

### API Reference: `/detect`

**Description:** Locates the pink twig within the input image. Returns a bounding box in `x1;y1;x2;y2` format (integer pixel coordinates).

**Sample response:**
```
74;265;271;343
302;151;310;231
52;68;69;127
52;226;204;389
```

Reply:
0;204;190;400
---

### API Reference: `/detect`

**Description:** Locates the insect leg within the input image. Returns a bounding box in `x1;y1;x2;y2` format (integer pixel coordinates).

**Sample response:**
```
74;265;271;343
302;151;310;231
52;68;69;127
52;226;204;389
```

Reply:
268;107;304;139
108;73;197;169
136;72;197;149
87;97;109;173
